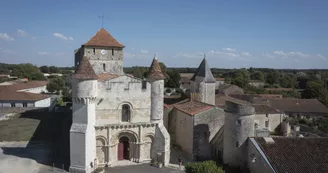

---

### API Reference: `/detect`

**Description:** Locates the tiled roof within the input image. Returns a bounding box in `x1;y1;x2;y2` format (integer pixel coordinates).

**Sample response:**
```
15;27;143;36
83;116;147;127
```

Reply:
255;137;328;173
253;98;328;114
215;94;249;107
251;104;280;114
83;28;124;48
190;58;216;83
174;100;215;116
98;73;120;81
164;97;190;108
72;56;98;80
265;88;294;91
0;89;51;101
0;80;48;91
147;58;165;80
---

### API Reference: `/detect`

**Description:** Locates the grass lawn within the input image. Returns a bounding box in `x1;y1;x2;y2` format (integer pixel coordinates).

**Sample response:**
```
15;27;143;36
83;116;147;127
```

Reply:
0;114;39;141
0;109;71;142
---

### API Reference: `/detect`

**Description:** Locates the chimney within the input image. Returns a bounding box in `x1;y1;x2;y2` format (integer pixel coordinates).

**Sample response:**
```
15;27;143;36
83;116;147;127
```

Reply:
263;137;275;144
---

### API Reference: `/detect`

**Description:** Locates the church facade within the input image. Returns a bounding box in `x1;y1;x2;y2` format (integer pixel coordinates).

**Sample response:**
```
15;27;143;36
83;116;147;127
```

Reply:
69;28;170;173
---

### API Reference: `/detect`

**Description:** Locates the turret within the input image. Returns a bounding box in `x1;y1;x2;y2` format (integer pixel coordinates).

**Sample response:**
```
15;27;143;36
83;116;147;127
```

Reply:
70;56;98;173
190;56;216;105
223;101;255;168
147;57;165;122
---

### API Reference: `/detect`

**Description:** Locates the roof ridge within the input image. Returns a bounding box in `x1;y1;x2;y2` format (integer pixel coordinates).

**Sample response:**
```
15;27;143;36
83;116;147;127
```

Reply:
84;28;124;48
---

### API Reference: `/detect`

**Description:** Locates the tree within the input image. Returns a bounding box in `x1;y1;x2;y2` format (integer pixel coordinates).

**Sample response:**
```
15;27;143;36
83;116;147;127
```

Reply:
47;77;65;93
301;81;328;106
39;66;49;73
250;71;264;81
185;161;224;173
265;70;280;85
231;69;250;88
166;69;180;88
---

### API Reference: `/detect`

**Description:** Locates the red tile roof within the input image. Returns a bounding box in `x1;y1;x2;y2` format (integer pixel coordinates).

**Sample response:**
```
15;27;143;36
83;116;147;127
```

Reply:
97;73;120;81
0;81;48;91
0;89;51;101
174;100;215;116
72;56;98;80
255;137;328;173
84;28;124;48
147;58;165;80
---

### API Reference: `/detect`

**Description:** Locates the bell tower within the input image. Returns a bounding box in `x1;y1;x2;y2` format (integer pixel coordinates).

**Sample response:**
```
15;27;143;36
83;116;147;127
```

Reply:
75;28;125;75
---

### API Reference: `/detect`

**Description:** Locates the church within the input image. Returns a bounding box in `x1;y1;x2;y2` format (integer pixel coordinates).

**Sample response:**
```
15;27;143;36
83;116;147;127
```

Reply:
69;28;170;173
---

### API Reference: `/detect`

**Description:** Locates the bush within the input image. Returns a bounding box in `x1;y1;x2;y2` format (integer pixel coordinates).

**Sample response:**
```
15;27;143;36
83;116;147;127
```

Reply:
166;88;172;93
185;160;224;173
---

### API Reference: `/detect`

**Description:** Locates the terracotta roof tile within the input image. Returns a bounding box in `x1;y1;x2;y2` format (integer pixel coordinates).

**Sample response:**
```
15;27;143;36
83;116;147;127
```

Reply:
98;73;120;81
84;28;124;48
0;89;51;101
72;56;98;80
147;58;165;80
0;81;48;91
174;100;215;116
255;137;328;173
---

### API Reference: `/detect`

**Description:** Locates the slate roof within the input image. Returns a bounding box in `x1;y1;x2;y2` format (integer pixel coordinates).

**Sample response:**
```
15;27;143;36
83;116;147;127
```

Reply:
255;137;328;173
147;58;165;80
174;100;215;116
215;94;248;108
84;28;124;48
0;81;48;91
253;98;328;114
252;104;280;114
0;89;51;101
72;56;98;80
190;58;216;83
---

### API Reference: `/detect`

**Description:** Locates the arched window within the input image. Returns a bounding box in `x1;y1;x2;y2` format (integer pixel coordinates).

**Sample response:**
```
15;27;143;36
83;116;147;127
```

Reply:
122;104;130;122
103;63;106;71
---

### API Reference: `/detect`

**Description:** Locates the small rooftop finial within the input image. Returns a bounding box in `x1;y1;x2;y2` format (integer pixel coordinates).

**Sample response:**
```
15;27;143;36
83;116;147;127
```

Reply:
204;53;206;59
154;53;157;59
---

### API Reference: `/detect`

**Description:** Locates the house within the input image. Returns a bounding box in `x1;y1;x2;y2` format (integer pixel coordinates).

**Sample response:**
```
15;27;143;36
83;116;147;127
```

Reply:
215;78;225;89
216;84;244;95
247;137;328;173
248;80;265;88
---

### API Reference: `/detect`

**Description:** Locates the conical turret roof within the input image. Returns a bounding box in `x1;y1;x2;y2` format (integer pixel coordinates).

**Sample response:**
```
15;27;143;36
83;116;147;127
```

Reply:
84;28;124;48
191;57;216;83
72;56;98;80
147;57;165;80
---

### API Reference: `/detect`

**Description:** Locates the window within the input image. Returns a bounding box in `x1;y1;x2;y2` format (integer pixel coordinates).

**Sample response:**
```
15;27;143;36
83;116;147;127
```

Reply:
112;49;114;56
236;119;241;126
11;103;15;107
265;120;269;128
122;104;131;122
23;103;27;107
142;81;147;89
265;114;269;118
236;141;239;147
103;63;106;71
93;48;96;55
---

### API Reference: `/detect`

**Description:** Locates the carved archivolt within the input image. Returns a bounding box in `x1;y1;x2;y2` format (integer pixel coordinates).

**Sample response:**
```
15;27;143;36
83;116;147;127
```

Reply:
96;135;108;146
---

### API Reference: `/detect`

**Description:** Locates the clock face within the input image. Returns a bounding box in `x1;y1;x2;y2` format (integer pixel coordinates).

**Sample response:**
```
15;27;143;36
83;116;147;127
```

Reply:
101;49;106;55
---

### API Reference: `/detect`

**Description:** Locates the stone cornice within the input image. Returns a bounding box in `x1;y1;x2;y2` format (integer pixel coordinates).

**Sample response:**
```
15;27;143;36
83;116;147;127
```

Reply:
95;122;157;130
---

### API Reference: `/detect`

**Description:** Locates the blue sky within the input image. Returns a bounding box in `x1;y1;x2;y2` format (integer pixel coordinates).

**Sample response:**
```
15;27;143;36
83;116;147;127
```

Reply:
0;0;327;69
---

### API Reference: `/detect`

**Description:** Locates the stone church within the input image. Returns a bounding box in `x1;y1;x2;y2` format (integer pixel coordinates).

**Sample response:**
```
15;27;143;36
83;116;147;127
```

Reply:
69;28;170;173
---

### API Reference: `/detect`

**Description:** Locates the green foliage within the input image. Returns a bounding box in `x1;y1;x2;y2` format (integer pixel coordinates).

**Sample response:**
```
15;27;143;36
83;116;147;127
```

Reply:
230;69;250;88
301;81;328;106
166;69;181;88
9;63;45;80
185;161;224;173
250;71;264;81
47;77;65;93
265;70;280;85
317;118;328;132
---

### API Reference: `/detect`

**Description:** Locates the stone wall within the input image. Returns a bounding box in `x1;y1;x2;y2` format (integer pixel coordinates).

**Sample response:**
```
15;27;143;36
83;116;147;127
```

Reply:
96;75;151;124
174;110;194;159
193;107;224;161
254;113;285;132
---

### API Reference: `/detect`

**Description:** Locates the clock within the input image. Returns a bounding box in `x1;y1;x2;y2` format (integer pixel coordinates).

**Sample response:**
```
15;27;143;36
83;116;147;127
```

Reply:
101;49;106;55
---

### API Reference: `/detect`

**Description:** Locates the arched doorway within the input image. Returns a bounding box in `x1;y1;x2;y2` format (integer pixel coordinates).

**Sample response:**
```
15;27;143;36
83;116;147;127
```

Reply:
96;137;106;164
118;136;130;160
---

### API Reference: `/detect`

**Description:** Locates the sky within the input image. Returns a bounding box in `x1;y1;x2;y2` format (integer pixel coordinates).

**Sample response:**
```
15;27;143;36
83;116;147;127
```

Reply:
0;0;327;69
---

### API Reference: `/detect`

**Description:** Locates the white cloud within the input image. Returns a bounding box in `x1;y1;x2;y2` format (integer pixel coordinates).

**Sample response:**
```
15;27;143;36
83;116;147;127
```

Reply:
0;33;14;41
173;52;204;59
1;49;15;54
273;50;309;57
53;33;73;40
38;52;49;55
317;54;327;61
242;52;252;57
210;50;239;57
222;48;236;52
141;49;149;54
17;29;28;37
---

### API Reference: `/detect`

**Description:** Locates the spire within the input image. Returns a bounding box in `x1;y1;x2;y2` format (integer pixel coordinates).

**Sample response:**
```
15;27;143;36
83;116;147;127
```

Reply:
190;57;216;83
72;56;98;80
84;28;124;48
147;57;165;80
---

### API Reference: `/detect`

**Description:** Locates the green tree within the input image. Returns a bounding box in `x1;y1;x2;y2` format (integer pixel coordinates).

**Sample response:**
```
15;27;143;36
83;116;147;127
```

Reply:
39;66;49;73
250;71;264;81
185;161;224;173
231;69;250;88
301;81;328;106
265;70;280;85
166;69;180;88
47;77;65;93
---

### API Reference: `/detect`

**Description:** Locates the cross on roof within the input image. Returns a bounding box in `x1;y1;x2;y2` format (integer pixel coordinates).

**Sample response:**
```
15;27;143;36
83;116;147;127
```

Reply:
98;13;109;28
